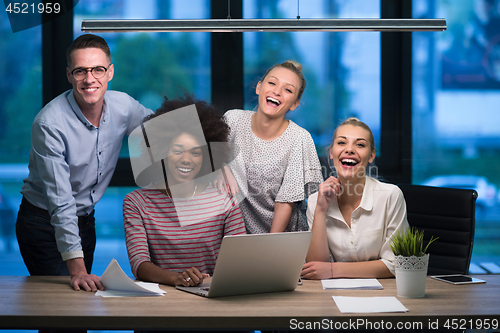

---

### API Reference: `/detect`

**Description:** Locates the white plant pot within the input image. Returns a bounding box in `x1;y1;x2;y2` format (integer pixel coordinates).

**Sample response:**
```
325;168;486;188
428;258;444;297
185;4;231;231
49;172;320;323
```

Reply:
394;254;429;298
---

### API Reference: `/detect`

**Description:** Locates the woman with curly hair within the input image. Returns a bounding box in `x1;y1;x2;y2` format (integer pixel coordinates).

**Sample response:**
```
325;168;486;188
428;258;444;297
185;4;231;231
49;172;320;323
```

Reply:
123;94;246;287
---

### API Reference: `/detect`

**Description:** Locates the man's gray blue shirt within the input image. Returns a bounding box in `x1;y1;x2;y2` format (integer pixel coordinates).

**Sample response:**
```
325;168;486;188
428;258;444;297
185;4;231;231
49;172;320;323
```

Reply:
22;90;152;260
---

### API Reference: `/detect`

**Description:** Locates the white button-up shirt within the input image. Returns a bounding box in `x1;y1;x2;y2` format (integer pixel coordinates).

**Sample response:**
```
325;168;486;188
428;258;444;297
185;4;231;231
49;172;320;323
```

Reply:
307;176;409;275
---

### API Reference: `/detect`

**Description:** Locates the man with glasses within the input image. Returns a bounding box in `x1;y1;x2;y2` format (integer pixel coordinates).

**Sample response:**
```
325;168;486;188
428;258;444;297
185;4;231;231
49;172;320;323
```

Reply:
16;34;152;291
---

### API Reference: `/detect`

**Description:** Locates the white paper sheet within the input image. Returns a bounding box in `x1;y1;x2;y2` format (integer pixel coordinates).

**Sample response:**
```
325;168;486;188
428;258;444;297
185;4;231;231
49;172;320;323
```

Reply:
95;259;166;297
332;296;408;313
321;278;383;290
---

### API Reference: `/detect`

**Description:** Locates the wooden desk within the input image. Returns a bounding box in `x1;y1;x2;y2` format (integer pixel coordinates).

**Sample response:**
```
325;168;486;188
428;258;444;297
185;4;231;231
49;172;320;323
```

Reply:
1;275;499;331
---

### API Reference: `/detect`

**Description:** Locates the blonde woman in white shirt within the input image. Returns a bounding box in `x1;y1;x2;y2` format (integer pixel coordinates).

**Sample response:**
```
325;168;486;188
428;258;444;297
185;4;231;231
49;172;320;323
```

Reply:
301;118;409;279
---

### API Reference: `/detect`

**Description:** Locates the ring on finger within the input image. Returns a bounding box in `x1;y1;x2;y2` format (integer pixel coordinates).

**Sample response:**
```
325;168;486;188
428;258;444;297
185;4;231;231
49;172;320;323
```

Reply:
186;277;191;282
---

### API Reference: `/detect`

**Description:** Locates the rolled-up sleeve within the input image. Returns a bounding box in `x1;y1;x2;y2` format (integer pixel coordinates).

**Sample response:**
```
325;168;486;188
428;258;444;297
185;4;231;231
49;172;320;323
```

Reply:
276;129;322;203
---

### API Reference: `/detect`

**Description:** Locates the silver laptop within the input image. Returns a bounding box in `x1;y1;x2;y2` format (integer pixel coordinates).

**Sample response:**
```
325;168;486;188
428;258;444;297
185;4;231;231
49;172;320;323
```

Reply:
176;231;312;298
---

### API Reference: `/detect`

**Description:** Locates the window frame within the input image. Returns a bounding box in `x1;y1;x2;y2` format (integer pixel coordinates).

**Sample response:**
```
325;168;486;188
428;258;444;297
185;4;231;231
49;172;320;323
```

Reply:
42;0;412;186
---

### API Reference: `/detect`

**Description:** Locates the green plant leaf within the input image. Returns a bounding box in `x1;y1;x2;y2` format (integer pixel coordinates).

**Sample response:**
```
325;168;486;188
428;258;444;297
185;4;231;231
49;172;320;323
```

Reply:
389;227;439;257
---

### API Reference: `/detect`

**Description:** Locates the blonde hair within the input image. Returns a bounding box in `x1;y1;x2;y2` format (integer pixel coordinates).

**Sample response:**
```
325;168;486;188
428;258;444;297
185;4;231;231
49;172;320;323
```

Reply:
330;117;375;153
260;60;306;100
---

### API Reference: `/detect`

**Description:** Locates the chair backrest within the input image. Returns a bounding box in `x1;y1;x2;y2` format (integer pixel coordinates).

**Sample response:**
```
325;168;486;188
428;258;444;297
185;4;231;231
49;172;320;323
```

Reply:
398;184;477;275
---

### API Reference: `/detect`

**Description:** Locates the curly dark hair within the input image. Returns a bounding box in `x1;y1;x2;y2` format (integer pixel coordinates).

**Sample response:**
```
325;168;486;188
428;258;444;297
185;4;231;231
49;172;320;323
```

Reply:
142;94;230;179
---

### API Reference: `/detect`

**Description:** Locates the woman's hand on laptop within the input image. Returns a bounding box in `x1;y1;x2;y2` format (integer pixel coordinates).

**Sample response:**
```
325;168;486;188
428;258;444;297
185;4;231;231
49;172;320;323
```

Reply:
176;267;210;287
301;261;333;280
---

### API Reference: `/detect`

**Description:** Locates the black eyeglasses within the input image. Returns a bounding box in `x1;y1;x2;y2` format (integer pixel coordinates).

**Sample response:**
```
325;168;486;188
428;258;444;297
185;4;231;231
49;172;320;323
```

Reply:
70;65;111;80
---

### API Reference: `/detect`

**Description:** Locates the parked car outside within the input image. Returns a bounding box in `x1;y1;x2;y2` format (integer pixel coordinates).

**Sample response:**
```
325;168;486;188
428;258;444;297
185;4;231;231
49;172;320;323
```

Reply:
422;175;498;215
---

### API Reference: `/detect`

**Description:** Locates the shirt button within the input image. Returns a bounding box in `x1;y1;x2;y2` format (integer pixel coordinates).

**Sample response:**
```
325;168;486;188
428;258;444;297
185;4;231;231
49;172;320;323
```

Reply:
99;152;102;155
93;190;96;193
350;241;354;245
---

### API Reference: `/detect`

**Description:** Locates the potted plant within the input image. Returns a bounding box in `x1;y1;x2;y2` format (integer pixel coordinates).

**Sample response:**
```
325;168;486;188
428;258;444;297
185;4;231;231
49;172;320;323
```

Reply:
390;227;438;298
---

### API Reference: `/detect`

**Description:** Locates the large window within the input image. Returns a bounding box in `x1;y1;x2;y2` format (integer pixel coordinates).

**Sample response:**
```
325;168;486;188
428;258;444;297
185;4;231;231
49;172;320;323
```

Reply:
0;8;41;274
412;0;500;270
0;0;212;279
243;0;381;161
74;0;211;109
73;0;212;276
3;0;499;282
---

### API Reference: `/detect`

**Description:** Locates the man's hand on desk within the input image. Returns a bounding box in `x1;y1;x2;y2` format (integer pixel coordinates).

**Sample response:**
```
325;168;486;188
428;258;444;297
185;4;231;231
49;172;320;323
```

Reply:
67;257;105;292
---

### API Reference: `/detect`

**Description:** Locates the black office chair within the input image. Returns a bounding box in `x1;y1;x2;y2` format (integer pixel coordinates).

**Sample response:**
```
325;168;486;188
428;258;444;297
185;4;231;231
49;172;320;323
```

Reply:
398;184;477;275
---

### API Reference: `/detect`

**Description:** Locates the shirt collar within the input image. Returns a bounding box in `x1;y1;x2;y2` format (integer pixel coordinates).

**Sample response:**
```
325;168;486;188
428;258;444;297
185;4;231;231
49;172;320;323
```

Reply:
67;90;108;129
326;195;343;221
358;176;374;212
326;176;375;220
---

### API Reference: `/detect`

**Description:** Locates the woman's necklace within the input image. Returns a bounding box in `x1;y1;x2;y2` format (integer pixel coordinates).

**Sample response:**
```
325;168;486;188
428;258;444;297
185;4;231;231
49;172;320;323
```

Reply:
172;184;198;212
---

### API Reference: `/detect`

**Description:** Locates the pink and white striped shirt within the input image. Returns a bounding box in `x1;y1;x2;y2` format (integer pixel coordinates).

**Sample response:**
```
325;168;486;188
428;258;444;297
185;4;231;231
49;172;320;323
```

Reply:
123;184;246;277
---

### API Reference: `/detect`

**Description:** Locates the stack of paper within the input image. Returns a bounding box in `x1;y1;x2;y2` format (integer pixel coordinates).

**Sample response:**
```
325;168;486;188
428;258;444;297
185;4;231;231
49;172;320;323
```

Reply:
95;259;166;297
321;278;383;290
333;296;408;313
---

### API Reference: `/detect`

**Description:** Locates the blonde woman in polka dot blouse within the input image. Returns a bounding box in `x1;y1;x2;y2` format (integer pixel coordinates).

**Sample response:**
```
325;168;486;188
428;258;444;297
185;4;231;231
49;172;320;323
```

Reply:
224;61;323;234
